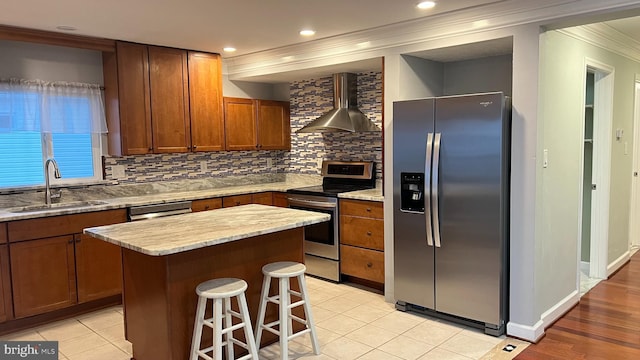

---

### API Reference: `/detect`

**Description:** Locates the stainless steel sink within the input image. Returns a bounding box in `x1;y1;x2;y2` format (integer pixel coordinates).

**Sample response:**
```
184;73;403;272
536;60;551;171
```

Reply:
5;200;109;213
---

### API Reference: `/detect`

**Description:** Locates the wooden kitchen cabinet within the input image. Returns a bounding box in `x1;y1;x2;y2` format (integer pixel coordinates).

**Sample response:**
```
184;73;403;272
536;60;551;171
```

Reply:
104;42;224;155
273;192;289;207
339;199;384;285
224;97;290;151
222;194;253;207
112;41;153;155
148;46;190;153
0;223;7;243
252;192;273;205
75;233;123;303
0;245;13;323
191;197;223;212
188;52;225;152
7;209;127;319
10;235;77;318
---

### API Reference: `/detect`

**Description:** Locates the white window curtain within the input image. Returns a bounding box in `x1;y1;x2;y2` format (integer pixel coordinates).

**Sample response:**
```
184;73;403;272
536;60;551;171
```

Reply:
0;78;108;134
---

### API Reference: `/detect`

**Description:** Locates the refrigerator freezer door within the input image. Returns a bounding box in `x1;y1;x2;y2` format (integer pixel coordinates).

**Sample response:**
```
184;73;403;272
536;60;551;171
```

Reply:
433;92;508;327
393;98;436;310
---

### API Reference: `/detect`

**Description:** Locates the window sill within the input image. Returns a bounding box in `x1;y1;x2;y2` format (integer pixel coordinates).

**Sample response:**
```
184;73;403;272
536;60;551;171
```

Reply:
0;179;118;195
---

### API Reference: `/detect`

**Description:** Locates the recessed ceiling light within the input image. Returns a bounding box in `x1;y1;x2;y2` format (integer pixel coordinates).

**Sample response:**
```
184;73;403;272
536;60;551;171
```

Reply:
223;47;237;53
299;29;316;36
417;1;436;9
56;25;77;31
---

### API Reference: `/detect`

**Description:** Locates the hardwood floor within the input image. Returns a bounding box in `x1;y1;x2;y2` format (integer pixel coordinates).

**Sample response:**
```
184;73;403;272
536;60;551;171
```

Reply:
516;251;640;360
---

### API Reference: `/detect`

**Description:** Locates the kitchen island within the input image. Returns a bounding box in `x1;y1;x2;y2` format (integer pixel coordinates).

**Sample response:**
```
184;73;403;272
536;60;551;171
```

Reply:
84;204;329;360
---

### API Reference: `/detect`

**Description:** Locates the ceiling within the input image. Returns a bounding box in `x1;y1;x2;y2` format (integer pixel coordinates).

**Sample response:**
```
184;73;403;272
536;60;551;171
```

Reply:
0;0;504;57
2;0;640;83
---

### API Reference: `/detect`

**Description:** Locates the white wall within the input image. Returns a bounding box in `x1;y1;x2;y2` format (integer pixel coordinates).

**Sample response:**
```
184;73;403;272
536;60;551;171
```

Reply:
443;55;513;96
0;40;104;84
536;29;640;317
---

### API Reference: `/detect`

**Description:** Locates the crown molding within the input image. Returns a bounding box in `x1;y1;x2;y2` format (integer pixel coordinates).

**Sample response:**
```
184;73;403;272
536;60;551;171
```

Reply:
559;23;640;62
226;0;640;81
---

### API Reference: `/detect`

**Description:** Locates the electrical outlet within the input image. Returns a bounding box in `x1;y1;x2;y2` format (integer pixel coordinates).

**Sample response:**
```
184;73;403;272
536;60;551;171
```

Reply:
543;149;548;168
266;158;273;167
317;158;323;168
200;161;207;172
112;165;125;179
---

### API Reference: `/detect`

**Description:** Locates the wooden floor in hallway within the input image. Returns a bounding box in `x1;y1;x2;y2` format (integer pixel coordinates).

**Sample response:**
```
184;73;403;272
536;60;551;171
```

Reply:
516;251;640;360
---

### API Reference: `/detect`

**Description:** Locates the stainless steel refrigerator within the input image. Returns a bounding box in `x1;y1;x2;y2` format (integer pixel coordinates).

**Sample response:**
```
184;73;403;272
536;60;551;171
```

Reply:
393;92;510;336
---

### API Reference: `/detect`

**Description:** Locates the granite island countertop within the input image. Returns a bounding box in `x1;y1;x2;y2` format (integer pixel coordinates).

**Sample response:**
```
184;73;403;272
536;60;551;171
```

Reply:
84;204;330;256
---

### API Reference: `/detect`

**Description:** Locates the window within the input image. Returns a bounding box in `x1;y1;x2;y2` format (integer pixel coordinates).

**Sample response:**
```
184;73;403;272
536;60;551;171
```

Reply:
0;79;107;188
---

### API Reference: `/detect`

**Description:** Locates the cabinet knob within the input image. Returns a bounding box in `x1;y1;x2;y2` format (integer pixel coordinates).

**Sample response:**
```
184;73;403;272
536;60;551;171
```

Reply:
148;147;153;151
367;231;372;236
204;205;210;210
366;208;371;212
68;239;74;244
235;201;240;205
76;238;82;243
192;145;197;150
367;262;373;268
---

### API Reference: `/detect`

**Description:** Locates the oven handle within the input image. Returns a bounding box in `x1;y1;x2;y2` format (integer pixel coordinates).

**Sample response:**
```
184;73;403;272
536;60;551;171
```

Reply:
288;198;337;210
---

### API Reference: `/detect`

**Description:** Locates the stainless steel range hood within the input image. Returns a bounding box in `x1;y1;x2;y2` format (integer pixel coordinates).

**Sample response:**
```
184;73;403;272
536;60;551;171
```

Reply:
297;73;380;133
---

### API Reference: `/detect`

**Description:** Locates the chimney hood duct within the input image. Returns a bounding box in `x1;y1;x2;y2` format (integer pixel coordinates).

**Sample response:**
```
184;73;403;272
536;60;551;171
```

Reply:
296;73;380;133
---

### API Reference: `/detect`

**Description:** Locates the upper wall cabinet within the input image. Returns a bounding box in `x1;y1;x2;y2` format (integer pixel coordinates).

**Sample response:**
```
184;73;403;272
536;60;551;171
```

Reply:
103;42;224;155
224;97;290;151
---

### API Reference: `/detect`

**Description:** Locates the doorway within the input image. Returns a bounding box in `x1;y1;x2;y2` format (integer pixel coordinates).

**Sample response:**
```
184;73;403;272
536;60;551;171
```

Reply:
630;79;640;254
579;60;614;296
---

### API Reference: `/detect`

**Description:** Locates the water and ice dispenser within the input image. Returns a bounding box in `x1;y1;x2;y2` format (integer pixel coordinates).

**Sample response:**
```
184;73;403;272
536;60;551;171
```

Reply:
400;172;425;212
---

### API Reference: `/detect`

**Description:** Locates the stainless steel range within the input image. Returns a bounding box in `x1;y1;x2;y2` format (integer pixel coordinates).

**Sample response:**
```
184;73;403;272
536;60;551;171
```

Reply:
287;160;376;281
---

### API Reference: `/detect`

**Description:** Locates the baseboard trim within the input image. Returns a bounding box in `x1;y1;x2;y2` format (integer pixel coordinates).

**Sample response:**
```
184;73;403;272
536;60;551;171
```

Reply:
507;320;544;342
541;290;580;329
607;251;630;278
507;290;580;342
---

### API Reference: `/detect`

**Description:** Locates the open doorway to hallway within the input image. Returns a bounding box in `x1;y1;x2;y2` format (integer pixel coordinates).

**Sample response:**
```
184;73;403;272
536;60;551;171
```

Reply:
579;62;614;296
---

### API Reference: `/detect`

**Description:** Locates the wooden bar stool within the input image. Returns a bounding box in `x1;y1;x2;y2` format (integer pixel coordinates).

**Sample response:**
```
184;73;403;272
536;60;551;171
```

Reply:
254;261;320;359
190;278;259;360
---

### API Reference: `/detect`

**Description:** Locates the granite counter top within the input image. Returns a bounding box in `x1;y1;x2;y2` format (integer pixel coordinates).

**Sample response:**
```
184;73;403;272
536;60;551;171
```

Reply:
84;204;330;256
338;187;384;202
0;176;321;222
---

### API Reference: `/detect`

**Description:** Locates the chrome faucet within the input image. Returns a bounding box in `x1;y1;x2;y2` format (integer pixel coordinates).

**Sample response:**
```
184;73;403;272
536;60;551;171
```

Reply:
44;158;62;205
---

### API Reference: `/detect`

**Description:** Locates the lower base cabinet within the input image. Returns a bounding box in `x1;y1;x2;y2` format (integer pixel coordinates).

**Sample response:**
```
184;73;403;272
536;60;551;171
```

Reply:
6;209;127;320
0;245;13;323
10;236;77;318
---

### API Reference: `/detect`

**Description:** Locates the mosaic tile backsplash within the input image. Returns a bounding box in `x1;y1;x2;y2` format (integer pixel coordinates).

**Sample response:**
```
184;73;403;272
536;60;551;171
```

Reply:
104;71;382;183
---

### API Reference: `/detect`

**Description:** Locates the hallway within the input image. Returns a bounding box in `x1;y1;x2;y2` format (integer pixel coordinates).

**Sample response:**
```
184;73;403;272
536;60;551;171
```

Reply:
516;251;640;359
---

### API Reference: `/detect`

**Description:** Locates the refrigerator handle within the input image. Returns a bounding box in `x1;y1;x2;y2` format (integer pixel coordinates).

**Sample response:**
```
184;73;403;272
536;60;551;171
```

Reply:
432;133;442;248
425;133;434;247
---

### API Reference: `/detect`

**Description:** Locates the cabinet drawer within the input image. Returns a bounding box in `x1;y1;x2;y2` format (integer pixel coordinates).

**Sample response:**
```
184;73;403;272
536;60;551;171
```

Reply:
8;209;127;242
273;192;289;208
0;223;6;244
340;199;383;219
252;192;273;206
191;198;223;212
340;216;384;251
223;194;253;207
340;245;384;284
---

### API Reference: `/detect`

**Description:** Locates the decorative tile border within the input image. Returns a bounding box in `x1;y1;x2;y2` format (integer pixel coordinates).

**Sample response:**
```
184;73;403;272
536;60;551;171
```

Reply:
104;71;382;183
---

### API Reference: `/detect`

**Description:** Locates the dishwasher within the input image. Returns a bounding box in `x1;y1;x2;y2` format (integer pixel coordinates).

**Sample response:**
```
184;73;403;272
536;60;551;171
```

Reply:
128;201;192;221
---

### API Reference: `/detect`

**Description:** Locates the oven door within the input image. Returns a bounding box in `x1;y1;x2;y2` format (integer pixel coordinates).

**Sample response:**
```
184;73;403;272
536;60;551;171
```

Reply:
288;194;339;260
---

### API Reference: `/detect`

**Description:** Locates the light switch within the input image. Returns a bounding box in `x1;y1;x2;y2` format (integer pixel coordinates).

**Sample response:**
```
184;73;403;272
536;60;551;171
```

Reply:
200;161;208;172
266;158;273;167
543;149;548;168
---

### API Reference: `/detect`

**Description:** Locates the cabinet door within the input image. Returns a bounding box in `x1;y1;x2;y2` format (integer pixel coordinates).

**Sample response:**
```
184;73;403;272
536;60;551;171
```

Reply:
252;192;273;206
188;52;225;152
273;192;289;208
0;245;13;322
0;223;6;243
149;46;191;153
117;42;153;155
10;236;76;318
75;234;123;303
257;100;290;150
224;97;257;150
192;198;223;212
223;194;253;207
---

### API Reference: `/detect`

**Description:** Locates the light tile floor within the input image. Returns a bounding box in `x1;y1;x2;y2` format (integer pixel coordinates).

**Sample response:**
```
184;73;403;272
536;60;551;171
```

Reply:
0;277;529;359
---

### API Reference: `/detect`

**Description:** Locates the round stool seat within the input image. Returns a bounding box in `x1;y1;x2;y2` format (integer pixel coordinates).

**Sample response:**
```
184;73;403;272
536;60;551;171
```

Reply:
262;261;306;278
196;278;247;299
